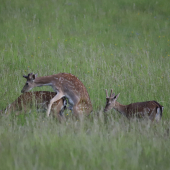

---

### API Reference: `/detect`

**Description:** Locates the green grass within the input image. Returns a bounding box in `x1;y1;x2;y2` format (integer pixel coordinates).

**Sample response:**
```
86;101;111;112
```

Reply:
0;0;170;169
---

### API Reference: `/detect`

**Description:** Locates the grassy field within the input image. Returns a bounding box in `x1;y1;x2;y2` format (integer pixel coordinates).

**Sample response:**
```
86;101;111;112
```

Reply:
0;0;170;169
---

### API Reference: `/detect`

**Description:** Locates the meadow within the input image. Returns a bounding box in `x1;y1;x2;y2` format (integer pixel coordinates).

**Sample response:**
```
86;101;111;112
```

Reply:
0;0;170;169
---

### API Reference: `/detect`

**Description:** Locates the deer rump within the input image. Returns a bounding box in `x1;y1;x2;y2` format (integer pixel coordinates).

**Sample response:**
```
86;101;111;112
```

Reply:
4;91;67;117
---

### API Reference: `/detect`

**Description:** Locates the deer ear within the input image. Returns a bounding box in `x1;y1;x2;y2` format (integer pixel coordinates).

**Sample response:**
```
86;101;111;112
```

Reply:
28;73;33;79
23;75;28;79
32;73;38;80
114;93;120;100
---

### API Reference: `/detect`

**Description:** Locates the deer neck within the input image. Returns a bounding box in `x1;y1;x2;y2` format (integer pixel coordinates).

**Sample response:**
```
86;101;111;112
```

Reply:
114;101;127;115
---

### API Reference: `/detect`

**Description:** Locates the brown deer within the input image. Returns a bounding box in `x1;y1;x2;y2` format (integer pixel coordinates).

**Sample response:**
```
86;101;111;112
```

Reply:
21;73;93;117
104;89;163;122
2;91;67;121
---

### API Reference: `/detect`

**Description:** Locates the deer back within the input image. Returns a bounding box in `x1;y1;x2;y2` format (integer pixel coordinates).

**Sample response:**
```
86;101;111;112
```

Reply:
54;73;91;99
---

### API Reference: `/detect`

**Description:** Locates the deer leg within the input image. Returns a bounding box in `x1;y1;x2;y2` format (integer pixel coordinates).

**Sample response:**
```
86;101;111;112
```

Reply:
57;107;67;123
47;93;64;117
72;104;81;118
51;98;67;122
72;105;84;121
53;105;65;122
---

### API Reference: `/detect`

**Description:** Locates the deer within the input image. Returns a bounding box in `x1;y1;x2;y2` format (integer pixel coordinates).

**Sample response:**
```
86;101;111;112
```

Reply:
104;89;163;122
21;73;93;118
1;91;67;121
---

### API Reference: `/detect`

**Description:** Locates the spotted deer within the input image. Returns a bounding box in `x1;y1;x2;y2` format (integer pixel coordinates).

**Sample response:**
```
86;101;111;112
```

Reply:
2;91;67;121
21;73;93;117
104;89;163;122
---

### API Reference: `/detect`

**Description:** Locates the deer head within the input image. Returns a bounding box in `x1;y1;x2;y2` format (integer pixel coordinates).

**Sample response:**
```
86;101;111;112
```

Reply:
21;73;38;93
104;89;120;112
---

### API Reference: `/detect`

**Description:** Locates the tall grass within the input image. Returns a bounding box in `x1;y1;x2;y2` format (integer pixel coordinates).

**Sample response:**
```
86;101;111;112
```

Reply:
0;113;170;170
0;0;170;169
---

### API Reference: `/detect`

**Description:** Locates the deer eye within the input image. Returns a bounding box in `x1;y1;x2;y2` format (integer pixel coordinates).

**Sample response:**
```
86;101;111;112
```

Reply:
26;82;28;85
